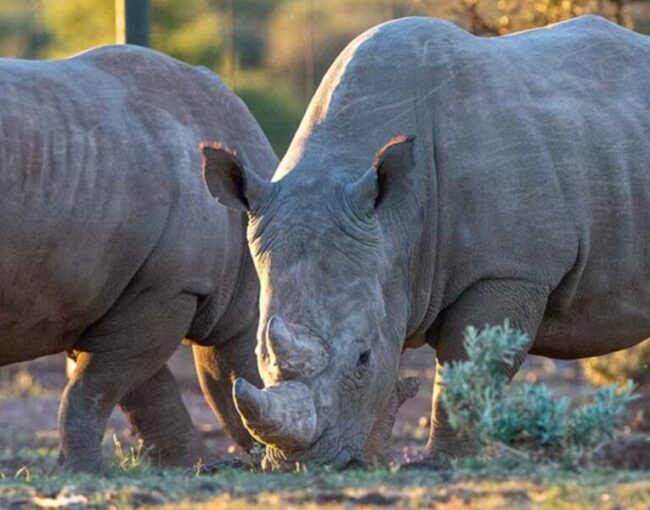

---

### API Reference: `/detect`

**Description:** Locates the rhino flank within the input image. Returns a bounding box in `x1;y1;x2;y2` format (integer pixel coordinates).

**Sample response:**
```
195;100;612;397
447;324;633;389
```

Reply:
0;45;277;473
204;15;650;469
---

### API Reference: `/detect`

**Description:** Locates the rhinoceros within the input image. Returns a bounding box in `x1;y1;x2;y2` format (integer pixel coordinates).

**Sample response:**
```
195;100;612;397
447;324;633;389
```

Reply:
202;15;650;468
0;45;277;473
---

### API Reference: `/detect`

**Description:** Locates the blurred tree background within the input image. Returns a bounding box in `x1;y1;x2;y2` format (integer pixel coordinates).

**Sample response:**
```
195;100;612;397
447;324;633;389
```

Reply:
0;0;649;154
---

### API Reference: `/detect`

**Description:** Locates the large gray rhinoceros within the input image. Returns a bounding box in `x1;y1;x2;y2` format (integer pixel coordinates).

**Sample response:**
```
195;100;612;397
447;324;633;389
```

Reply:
0;45;277;473
202;15;650;468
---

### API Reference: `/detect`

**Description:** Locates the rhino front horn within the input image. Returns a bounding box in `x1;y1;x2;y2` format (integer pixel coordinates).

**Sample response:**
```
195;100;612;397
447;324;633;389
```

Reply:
266;316;328;378
233;378;318;451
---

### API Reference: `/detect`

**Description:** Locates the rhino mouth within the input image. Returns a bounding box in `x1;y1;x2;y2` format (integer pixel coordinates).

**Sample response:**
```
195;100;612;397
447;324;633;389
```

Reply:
261;434;360;471
234;381;367;471
258;418;372;471
233;316;331;456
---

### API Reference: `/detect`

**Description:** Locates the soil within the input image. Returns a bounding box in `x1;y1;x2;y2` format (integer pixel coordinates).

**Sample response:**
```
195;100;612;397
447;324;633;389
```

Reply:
1;346;649;509
1;344;641;472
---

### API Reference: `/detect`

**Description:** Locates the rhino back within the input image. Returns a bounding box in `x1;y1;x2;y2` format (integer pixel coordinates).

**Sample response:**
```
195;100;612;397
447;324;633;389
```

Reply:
423;17;650;352
280;16;650;353
0;46;275;363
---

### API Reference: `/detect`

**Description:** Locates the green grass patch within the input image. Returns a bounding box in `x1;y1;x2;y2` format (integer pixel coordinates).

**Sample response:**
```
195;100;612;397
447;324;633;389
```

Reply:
0;459;648;509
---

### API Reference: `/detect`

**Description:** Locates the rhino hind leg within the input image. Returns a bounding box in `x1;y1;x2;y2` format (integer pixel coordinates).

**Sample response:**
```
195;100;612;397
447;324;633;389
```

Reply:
119;364;204;467
57;293;197;474
422;278;549;464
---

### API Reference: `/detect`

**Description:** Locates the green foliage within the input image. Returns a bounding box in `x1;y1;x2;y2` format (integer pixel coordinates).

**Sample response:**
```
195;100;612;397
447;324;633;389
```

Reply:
266;0;396;102
41;0;114;58
487;384;571;447
566;382;637;447
40;0;225;66
234;72;303;156
442;321;637;454
151;0;222;69
232;0;287;68
440;321;530;435
0;1;49;58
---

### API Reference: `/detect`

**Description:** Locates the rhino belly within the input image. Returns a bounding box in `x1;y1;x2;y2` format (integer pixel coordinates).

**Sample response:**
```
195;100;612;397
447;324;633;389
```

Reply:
0;246;122;366
0;313;83;366
0;198;165;366
532;287;650;359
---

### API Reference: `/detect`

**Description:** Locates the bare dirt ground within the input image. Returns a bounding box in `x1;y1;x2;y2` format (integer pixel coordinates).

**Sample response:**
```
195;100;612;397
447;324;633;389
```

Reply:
0;346;591;470
0;348;240;475
1;346;648;509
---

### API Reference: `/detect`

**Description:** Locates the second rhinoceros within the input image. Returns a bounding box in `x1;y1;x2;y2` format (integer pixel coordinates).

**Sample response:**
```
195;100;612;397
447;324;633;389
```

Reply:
204;16;650;468
0;45;277;473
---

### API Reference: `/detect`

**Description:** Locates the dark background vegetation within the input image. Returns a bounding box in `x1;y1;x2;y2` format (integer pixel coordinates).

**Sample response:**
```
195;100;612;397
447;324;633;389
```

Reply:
2;0;650;156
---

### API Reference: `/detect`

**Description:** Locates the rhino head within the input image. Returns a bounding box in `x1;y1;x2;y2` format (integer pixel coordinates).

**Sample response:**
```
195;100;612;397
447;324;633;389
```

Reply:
201;135;416;468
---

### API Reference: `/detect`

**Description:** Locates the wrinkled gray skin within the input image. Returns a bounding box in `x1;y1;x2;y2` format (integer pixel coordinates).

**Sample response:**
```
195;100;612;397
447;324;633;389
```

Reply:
205;15;650;469
0;45;277;473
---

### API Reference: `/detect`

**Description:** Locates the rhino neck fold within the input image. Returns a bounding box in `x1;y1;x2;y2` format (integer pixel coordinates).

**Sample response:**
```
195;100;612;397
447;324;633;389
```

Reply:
211;238;259;346
186;212;259;346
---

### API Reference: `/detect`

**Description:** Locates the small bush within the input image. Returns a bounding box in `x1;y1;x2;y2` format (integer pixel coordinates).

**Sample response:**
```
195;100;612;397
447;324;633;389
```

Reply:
582;342;650;388
441;321;637;455
566;384;637;447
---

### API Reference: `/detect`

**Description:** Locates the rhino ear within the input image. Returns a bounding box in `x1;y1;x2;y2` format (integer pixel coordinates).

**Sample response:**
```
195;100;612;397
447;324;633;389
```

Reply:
200;141;269;211
372;135;416;208
347;135;415;213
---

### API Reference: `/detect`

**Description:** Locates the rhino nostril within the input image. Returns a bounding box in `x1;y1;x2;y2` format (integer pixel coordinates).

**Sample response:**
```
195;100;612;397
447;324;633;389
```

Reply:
357;350;371;369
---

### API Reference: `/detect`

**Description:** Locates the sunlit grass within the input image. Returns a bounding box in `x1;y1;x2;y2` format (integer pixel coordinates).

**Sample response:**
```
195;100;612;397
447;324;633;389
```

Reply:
0;456;648;509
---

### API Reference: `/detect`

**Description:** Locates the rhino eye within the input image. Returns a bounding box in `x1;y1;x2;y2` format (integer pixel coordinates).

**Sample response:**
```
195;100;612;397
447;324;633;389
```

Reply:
357;350;371;369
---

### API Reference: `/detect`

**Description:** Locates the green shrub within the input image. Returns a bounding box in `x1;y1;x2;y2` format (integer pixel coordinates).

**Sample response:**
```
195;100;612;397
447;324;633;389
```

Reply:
566;384;637;447
441;321;637;454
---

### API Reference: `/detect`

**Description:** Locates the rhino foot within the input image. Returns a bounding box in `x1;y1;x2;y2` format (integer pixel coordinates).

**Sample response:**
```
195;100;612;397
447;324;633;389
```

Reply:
56;450;107;475
194;457;253;474
399;455;453;472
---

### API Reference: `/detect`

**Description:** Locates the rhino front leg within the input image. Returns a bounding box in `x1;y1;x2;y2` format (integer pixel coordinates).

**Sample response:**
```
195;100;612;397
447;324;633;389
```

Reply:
57;293;197;473
364;377;420;466
119;364;204;467
424;278;548;463
193;319;261;453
